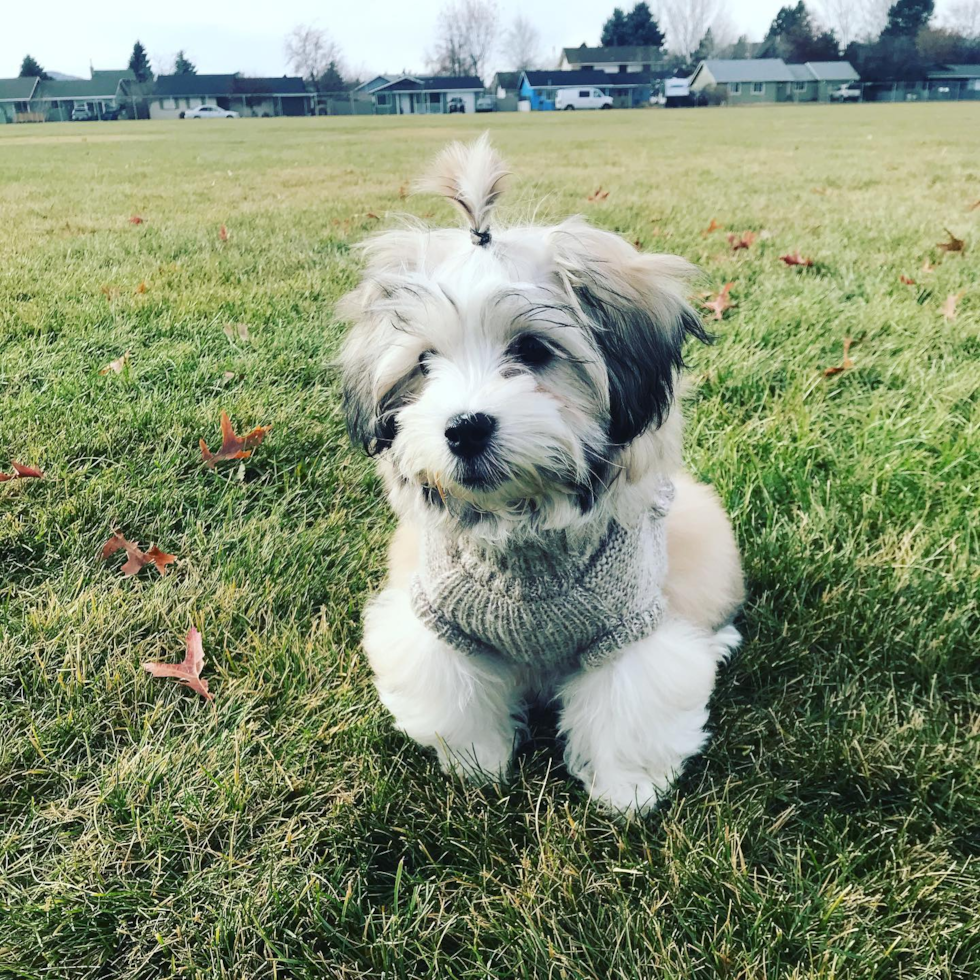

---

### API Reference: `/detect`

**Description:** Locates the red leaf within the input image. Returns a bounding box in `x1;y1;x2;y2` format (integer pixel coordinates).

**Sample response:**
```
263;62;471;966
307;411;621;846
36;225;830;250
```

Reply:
702;219;721;236
727;231;756;251
143;627;213;701
101;531;176;577
129;215;144;225
587;187;610;202
200;411;271;468
822;338;855;377
135;281;148;295
779;251;814;267
701;282;735;321
219;224;229;242
0;460;44;482
899;275;916;285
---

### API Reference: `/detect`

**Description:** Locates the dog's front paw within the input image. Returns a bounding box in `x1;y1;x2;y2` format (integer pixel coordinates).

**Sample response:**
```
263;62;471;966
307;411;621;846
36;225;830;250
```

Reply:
434;732;515;785
572;762;675;818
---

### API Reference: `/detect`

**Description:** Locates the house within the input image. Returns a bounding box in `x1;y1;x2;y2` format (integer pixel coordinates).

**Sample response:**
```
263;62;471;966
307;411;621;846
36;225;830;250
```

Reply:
363;75;484;114
0;76;39;123
26;68;136;121
490;71;521;111
924;64;980;99
519;69;663;109
149;74;311;118
689;59;859;104
559;44;663;74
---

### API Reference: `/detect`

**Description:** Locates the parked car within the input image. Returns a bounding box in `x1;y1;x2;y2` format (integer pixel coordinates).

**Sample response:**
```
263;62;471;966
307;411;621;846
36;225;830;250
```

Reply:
447;97;466;113
829;83;862;102
475;95;496;112
556;87;613;110
185;104;239;119
71;105;94;121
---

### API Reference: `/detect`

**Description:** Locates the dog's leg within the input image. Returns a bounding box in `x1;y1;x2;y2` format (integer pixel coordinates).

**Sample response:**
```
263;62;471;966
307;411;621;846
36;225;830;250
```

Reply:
558;619;741;816
363;586;523;781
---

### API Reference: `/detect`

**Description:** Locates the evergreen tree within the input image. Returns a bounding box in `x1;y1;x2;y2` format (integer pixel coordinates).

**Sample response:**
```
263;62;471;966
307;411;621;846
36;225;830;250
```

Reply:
601;8;629;46
173;50;197;75
128;41;153;83
19;54;50;79
730;35;750;58
318;61;346;91
691;27;716;63
600;2;664;48
881;0;934;37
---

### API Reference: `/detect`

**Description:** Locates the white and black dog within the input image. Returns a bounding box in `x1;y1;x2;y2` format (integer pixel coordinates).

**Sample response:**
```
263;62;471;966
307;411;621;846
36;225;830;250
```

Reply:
339;135;744;815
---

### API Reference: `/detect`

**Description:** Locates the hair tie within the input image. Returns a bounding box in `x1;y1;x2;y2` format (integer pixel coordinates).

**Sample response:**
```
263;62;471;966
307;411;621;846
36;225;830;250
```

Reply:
471;228;492;248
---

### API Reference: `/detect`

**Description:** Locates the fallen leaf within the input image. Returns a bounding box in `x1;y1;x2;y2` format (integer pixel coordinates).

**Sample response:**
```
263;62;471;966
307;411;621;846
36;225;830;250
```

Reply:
101;531;176;577
135;281;148;294
702;219;721;236
940;291;965;320
701;282;735;321
129;215;144;225
200;411;271;468
587;187;610;202
100;351;131;375
937;229;965;253
222;322;250;342
922;258;936;274
899;275;916;285
221;371;236;384
366;212;380;220
398;183;408;200
779;251;814;267
143;627;213;701
219;224;229;242
823;338;855;377
727;231;756;252
0;461;44;482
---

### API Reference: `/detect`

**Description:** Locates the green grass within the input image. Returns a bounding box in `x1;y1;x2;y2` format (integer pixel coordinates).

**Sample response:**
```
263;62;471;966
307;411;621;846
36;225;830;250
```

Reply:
1;105;978;979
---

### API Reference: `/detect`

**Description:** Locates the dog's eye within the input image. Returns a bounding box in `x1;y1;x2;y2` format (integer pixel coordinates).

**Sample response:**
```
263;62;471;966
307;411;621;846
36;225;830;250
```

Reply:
508;334;553;368
418;350;435;376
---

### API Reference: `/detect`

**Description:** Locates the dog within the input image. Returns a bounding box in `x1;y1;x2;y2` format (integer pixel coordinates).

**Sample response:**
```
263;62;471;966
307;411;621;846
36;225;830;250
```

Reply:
338;135;744;815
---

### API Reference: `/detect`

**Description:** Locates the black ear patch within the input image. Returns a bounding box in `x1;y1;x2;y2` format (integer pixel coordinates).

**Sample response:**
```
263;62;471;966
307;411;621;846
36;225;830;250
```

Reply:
577;286;710;446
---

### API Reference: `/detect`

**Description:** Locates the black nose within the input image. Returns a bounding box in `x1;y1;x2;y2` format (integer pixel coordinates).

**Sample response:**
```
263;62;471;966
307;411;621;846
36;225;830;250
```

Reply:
445;412;496;459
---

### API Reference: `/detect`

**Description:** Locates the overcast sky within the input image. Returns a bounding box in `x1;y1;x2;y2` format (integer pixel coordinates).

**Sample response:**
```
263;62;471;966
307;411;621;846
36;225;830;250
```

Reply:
0;0;957;80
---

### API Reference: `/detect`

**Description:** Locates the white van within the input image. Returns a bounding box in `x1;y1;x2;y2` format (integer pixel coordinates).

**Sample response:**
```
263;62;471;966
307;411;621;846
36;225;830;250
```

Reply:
555;87;613;110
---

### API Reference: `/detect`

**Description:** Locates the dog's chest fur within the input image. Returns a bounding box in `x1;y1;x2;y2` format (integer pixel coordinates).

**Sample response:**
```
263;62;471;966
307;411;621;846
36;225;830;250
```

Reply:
410;481;673;669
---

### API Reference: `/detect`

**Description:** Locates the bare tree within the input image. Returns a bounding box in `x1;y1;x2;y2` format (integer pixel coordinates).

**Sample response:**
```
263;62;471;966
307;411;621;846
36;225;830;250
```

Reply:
503;14;542;70
819;0;859;47
284;24;343;85
661;0;724;56
944;0;980;37
855;0;893;39
428;0;499;80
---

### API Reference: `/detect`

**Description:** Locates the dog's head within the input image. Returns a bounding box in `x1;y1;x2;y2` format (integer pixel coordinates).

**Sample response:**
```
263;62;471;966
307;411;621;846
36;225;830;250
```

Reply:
339;135;708;538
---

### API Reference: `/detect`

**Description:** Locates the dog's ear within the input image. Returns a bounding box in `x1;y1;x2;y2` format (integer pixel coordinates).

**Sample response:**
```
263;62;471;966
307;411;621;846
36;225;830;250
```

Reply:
550;219;710;446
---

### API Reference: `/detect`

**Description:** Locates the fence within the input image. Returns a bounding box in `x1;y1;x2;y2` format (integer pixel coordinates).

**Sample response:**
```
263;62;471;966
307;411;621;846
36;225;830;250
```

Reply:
313;91;376;116
862;80;980;102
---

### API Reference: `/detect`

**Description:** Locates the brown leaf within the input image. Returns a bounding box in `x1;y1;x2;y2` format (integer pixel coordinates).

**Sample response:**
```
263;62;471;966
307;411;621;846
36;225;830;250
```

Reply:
101;531;176;577
219;224;229;242
940;291;965;320
143;627;213;701
398;183;408;200
937;229;965;253
727;231;756;251
100;351;131;375
899;275;916;285
222;322;249;342
822;338;855;377
135;281;148;294
701;282;735;321
702;219;721;236
200;411;271;468
366;212;380;220
0;460;44;482
779;251;814;267
587;187;610;202
129;215;144;225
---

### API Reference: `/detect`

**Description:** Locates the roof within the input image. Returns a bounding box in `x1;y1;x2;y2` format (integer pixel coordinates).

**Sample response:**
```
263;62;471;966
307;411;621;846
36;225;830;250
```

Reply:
522;69;663;88
34;71;134;100
374;75;484;93
696;59;796;83
90;69;136;88
562;45;662;65
354;75;393;93
926;63;980;79
804;61;859;81
151;74;307;97
787;63;814;82
491;71;521;92
0;76;39;101
232;76;307;95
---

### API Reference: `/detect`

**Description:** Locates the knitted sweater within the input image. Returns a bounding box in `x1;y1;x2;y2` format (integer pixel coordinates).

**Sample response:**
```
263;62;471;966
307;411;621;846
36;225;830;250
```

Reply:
410;480;673;670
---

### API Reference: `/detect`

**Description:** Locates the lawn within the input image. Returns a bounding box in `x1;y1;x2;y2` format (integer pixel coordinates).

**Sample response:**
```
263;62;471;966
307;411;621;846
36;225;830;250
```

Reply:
1;105;978;979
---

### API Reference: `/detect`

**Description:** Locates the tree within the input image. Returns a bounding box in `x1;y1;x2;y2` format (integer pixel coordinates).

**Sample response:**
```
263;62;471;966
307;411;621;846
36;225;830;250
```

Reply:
318;61;346;91
820;0;860;46
19;55;49;80
944;0;980;38
503;14;542;70
601;2;665;48
661;0;722;56
428;0;498;80
691;27;716;61
762;2;840;59
173;50;197;75
730;34;751;57
128;41;153;83
881;0;934;36
284;24;343;86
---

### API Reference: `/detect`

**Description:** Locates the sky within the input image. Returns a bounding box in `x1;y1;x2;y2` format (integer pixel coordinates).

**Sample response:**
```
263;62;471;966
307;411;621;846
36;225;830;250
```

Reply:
0;0;957;81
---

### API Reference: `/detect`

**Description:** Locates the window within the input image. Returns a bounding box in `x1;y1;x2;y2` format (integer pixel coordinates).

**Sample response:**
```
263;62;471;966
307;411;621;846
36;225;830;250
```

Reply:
581;64;593;70
376;93;389;105
793;81;807;92
592;89;604;97
752;82;764;94
728;82;741;94
579;90;590;97
429;92;440;103
619;64;627;72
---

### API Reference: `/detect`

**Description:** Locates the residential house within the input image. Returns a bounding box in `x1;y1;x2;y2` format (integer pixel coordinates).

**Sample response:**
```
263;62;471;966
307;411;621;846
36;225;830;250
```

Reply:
519;69;662;109
924;64;980;99
490;71;521;111
0;76;39;123
361;75;484;114
559;45;663;74
149;74;311;118
689;59;859;104
27;69;135;121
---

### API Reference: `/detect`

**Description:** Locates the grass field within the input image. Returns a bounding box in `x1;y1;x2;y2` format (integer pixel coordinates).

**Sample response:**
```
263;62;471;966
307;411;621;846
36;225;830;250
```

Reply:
1;104;978;979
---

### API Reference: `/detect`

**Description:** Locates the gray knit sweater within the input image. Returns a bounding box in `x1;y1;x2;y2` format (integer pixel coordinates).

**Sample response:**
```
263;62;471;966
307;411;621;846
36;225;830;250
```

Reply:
410;480;673;670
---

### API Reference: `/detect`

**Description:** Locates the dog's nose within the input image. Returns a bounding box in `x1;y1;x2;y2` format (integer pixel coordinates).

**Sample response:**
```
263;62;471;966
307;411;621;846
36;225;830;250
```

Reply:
445;412;496;459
